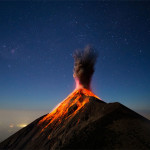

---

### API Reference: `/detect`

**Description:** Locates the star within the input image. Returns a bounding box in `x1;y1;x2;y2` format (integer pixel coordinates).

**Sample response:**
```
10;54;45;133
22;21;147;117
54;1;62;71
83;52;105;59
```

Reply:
8;64;11;68
11;49;15;54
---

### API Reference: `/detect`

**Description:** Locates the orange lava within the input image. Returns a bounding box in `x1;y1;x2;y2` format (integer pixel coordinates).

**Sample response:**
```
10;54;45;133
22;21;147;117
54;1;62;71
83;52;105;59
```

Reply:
38;88;101;132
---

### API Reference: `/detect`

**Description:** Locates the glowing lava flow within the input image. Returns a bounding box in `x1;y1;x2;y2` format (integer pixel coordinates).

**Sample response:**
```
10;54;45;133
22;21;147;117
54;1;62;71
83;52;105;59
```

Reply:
38;88;101;132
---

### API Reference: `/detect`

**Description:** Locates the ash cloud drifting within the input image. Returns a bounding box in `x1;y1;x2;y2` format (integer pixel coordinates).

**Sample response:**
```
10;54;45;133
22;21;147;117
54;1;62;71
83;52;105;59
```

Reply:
73;45;98;90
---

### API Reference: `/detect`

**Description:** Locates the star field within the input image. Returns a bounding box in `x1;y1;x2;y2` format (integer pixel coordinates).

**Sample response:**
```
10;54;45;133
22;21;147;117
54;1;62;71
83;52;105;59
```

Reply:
0;1;150;112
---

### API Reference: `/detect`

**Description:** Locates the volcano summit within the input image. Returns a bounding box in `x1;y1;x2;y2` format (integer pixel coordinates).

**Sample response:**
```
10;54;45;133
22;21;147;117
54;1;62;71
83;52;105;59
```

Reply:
0;46;150;150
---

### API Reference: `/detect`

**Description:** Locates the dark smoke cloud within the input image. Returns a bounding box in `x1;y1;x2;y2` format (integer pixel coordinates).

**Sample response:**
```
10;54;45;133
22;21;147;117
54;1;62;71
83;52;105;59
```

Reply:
73;45;98;89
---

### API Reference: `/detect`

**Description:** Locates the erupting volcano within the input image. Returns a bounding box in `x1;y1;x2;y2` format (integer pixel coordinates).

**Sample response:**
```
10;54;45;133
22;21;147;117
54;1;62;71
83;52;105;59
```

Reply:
38;46;100;132
38;88;100;133
0;46;150;150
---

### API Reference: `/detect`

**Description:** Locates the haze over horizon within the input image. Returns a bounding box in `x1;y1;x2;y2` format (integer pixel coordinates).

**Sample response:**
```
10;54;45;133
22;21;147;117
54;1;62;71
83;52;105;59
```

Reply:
0;1;150;142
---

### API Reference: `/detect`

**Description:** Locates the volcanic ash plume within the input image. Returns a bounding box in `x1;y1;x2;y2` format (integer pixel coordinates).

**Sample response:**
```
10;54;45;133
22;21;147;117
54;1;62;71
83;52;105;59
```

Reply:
73;45;98;90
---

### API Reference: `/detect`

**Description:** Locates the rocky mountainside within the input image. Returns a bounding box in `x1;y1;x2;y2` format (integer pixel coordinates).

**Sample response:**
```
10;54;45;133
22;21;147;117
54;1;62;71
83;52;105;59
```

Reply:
0;88;150;150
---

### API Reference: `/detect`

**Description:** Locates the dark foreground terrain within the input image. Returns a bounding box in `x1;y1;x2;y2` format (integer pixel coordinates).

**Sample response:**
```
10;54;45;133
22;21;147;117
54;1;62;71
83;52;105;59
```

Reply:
0;89;150;150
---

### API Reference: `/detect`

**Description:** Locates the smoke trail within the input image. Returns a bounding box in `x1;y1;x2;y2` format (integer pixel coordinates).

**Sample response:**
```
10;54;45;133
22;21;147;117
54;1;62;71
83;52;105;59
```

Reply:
73;45;98;90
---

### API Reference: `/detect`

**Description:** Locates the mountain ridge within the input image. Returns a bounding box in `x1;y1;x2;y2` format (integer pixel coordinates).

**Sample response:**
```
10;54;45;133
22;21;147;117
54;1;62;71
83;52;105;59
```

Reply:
0;89;150;150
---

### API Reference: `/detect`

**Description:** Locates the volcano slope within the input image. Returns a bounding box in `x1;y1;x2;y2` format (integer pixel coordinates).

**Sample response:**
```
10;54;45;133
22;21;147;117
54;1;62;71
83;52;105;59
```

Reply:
0;88;150;150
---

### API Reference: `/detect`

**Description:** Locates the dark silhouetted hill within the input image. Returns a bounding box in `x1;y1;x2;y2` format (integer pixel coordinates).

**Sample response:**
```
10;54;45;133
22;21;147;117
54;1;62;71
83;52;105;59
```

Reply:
0;89;150;150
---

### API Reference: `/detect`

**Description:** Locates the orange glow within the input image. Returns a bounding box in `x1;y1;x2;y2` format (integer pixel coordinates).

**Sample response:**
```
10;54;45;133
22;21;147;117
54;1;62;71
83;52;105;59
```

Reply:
38;88;101;132
17;123;27;128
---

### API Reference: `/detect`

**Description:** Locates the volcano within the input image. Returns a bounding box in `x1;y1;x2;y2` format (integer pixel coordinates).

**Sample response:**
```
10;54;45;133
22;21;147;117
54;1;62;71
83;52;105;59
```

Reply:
0;88;150;150
0;46;150;149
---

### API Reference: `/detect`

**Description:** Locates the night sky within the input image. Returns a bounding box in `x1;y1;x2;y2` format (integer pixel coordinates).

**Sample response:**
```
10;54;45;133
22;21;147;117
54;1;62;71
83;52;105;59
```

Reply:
0;1;150;141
